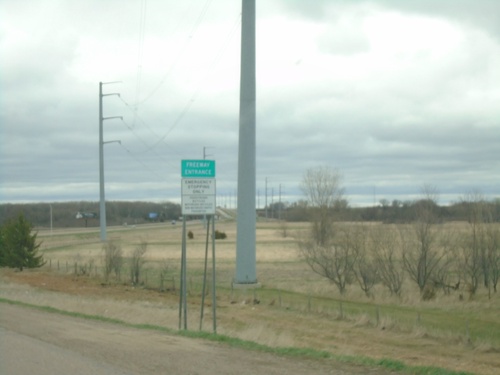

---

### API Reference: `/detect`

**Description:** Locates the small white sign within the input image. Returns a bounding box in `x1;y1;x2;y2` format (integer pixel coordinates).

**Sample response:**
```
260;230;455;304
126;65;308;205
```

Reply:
181;178;216;215
182;179;215;195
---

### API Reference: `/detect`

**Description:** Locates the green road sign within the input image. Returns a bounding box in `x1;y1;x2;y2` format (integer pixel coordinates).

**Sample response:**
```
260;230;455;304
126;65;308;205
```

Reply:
181;160;215;178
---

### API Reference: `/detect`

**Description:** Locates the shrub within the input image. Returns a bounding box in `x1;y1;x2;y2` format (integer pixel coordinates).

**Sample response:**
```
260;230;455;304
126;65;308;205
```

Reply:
130;240;147;285
187;230;194;239
103;240;123;282
214;230;227;240
422;283;437;301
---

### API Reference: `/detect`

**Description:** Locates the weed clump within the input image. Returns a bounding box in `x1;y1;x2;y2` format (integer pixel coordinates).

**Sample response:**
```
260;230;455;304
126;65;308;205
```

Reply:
214;230;227;239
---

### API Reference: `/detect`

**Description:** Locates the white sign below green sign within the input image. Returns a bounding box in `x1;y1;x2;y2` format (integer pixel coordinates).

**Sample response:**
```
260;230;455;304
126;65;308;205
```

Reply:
181;160;216;215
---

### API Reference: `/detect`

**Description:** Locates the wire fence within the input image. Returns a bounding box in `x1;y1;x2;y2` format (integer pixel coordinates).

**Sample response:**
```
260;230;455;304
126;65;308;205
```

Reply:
43;258;499;348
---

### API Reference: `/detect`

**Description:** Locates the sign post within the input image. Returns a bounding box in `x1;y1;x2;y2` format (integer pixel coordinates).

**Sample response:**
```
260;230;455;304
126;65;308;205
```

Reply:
179;160;217;333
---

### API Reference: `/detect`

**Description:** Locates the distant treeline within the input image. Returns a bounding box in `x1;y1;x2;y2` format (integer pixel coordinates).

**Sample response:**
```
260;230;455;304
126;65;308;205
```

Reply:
1;197;499;228
265;198;500;223
0;201;182;228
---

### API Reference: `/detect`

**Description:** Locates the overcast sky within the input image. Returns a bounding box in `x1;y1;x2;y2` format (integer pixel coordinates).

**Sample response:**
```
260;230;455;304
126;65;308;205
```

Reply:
1;0;499;207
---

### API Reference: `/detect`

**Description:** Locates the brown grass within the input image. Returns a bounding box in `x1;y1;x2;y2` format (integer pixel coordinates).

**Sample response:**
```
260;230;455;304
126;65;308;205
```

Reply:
1;220;500;375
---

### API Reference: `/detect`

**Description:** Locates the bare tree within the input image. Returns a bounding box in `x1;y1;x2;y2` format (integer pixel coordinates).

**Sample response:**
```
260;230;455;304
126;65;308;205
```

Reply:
278;220;289;238
300;166;344;209
430;231;459;294
458;235;482;296
298;167;355;295
485;224;500;293
103;240;123;282
458;191;490;296
348;225;378;297
159;259;171;292
130;240;148;285
298;227;358;295
300;166;345;247
401;186;445;297
371;225;405;297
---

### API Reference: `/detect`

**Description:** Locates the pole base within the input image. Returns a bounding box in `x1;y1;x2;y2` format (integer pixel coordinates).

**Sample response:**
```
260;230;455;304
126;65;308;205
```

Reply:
231;281;261;290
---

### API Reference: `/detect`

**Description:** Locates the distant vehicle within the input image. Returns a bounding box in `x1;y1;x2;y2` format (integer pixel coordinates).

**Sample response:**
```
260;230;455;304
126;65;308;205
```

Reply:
171;220;176;225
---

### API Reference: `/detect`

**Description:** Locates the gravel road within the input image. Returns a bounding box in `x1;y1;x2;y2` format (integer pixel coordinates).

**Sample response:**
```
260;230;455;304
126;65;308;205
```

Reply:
0;303;385;375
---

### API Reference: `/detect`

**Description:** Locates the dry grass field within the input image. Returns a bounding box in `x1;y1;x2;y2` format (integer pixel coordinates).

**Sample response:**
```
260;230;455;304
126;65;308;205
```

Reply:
1;219;500;374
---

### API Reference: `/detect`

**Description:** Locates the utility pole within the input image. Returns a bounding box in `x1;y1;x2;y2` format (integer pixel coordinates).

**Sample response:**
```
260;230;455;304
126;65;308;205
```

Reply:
99;81;122;242
271;187;274;219
203;146;214;160
278;184;282;220
264;177;268;219
235;0;258;286
257;189;260;210
49;203;53;236
203;146;214;228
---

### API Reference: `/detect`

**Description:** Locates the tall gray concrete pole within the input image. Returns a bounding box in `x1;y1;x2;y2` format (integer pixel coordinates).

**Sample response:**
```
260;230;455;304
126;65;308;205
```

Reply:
99;82;107;242
235;0;257;285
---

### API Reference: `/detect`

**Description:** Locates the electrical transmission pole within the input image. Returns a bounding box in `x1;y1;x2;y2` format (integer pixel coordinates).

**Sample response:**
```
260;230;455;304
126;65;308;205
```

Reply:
99;81;122;242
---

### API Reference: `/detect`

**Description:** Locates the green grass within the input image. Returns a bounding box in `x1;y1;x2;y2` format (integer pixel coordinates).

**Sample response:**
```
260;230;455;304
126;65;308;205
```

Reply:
25;221;500;374
228;286;500;348
41;252;500;349
0;297;473;375
40;249;500;349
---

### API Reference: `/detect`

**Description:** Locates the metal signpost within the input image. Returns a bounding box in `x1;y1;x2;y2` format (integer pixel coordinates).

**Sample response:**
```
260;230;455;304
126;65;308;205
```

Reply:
179;160;217;333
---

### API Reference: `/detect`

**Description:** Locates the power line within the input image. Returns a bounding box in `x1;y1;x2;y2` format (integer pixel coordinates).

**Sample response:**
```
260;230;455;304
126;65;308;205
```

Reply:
133;0;148;128
122;12;241;154
119;116;179;170
119;96;183;157
111;3;241;187
118;142;170;182
136;0;214;106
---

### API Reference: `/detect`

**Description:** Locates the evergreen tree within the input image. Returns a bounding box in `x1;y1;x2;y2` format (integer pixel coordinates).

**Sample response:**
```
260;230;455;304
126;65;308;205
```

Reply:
1;214;44;270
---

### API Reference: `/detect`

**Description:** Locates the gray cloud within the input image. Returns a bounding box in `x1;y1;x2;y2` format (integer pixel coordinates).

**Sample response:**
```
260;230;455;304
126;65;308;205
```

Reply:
1;0;498;206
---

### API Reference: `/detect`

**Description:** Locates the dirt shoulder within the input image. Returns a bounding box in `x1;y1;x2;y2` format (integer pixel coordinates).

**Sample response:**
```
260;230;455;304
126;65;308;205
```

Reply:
1;269;497;375
1;302;385;375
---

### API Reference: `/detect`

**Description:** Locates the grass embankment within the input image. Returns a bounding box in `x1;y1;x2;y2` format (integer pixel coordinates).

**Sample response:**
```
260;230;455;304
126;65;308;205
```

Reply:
0;297;473;375
24;221;500;374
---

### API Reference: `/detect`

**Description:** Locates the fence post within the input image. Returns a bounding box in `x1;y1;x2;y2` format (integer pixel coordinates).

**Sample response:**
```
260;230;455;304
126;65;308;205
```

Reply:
465;319;471;345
